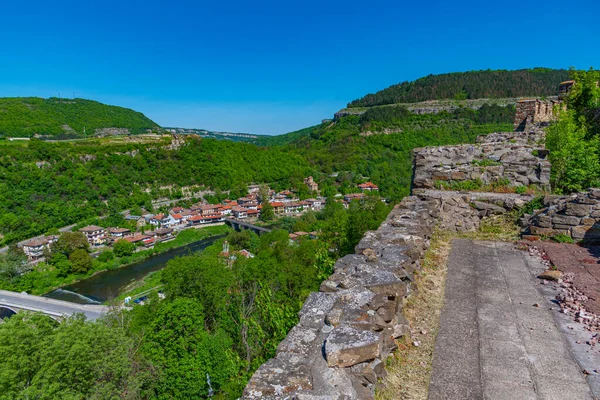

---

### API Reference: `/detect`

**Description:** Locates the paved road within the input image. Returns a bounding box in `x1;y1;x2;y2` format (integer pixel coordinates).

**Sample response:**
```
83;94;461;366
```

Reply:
429;239;594;400
0;289;109;321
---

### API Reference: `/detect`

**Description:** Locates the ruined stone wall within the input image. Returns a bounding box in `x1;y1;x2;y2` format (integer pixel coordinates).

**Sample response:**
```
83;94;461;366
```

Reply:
243;120;549;399
242;190;532;399
412;131;550;190
513;98;559;131
524;189;600;242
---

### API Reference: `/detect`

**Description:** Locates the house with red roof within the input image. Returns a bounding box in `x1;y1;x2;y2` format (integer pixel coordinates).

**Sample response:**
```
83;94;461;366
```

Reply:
358;182;379;191
22;238;50;260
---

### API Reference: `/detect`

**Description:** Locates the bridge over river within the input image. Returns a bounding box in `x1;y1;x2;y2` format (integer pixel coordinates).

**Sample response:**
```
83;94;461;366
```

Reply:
225;218;272;235
0;289;109;321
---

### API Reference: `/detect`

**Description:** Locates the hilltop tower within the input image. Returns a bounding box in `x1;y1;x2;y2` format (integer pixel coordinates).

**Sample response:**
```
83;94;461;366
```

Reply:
513;80;575;131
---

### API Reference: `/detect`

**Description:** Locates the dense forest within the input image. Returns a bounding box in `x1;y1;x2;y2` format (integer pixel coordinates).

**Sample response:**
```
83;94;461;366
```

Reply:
348;68;570;107
0;137;313;244
0;97;159;137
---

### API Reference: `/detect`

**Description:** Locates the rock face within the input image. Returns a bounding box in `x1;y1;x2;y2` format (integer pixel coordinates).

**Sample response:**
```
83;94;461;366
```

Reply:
93;127;131;136
525;189;600;242
242;190;531;399
412;131;550;191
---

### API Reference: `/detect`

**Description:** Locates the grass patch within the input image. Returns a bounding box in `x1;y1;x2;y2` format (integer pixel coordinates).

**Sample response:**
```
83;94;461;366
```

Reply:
460;213;521;242
113;269;164;303
472;158;501;167
551;233;575;244
377;213;521;399
376;229;451;400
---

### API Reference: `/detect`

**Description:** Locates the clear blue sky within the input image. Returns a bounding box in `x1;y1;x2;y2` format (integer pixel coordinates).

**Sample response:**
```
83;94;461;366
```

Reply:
1;1;598;135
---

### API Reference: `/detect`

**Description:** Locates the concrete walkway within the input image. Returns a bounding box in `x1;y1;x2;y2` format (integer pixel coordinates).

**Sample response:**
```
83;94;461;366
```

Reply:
429;239;594;400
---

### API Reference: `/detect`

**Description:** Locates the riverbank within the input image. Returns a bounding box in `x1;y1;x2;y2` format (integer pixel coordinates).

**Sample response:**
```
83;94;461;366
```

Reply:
113;269;163;303
2;225;231;297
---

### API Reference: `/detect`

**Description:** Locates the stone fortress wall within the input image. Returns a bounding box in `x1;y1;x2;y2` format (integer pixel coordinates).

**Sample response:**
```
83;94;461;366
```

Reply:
523;189;600;242
243;81;578;399
412;131;551;191
513;98;560;131
242;190;531;399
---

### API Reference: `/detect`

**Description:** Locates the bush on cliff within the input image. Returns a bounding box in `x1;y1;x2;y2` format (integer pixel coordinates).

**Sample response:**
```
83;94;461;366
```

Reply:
547;68;600;193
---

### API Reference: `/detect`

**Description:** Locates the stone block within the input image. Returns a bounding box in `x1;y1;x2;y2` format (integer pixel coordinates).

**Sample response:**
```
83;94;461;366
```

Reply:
325;326;383;367
554;224;576;230
582;217;597;226
536;216;553;228
471;201;507;215
432;172;449;181
572;225;600;240
565;203;591;217
277;325;321;355
451;171;466;180
530;226;558;236
243;353;312;398
298;292;337;328
552;215;581;226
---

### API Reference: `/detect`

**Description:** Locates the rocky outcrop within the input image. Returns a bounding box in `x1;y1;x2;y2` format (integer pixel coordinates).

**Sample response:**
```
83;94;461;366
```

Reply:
524;189;600;242
94;127;131;136
412;131;550;190
242;190;532;399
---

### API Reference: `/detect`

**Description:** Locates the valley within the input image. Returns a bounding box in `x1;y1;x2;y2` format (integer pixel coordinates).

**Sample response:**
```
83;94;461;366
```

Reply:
1;67;598;399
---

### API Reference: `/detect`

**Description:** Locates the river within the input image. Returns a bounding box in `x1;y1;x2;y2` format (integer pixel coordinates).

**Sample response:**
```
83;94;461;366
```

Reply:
44;235;224;305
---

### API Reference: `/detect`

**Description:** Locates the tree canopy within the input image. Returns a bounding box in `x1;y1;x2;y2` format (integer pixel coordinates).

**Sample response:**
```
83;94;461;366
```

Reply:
348;68;569;107
0;97;159;138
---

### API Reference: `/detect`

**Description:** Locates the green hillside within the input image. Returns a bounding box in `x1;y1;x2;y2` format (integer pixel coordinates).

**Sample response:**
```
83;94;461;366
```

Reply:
0;97;160;138
275;105;514;201
251;125;318;146
0;136;313;244
348;68;570;107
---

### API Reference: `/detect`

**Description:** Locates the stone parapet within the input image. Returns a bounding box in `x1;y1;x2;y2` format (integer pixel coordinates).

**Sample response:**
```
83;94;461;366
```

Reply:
524;189;600;242
242;190;531;399
412;131;550;191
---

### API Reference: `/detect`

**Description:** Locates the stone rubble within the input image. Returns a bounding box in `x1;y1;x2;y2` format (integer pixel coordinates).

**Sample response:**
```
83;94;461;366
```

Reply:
527;244;600;353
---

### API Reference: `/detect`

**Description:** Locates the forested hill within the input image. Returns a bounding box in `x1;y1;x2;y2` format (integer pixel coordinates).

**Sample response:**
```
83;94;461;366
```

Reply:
348;68;570;107
0;97;160;138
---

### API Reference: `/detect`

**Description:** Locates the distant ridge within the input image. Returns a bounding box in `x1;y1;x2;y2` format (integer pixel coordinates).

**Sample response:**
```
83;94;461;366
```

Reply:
348;68;570;108
164;127;269;144
0;97;160;138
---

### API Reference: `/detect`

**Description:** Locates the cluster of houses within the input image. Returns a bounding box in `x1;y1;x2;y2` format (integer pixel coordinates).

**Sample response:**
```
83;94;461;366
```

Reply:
19;181;379;261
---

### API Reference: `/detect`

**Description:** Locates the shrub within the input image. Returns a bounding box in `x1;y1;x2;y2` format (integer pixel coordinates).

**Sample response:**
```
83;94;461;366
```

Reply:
551;234;574;244
97;250;114;263
113;239;135;257
515;186;527;194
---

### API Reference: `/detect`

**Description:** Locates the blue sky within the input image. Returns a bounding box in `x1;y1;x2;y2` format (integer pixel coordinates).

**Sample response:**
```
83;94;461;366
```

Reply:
1;1;598;135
